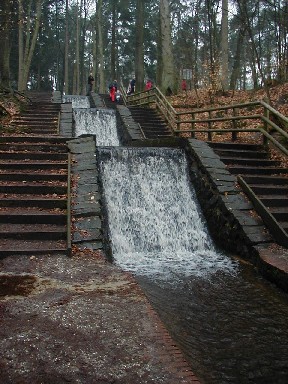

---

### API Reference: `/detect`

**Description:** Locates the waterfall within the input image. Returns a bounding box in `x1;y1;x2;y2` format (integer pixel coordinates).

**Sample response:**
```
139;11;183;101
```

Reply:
73;108;120;146
62;95;90;108
99;147;238;279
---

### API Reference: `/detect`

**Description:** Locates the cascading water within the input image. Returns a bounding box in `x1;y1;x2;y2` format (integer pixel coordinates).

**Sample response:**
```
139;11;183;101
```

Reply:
73;108;120;146
99;145;288;384
67;94;288;383
62;95;90;108
99;147;238;279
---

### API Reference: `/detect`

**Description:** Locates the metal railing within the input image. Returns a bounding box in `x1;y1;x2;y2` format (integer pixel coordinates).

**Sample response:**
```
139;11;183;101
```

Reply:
124;86;288;157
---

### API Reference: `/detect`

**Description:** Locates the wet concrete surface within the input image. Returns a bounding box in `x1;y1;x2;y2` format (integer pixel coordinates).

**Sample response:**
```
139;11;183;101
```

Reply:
136;261;288;384
0;252;200;384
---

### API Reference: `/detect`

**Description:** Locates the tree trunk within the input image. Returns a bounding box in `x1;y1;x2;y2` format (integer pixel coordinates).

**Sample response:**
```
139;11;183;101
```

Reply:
229;28;245;90
135;0;145;91
111;1;117;80
18;0;42;92
236;0;271;101
220;0;228;91
80;0;88;95
18;0;24;91
0;0;11;88
64;0;69;94
75;0;80;94
156;10;162;87
96;0;105;93
159;0;175;94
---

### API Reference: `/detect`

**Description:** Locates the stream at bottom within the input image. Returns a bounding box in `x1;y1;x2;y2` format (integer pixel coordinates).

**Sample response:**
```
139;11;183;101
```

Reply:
99;147;288;384
136;266;288;384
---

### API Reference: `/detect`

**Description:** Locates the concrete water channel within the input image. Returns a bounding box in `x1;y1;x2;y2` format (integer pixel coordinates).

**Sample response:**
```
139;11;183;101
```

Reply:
65;94;288;384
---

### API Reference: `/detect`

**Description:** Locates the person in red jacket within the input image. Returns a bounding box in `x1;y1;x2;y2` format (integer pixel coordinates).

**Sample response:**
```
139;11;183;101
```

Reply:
181;79;187;93
109;80;117;102
145;79;153;91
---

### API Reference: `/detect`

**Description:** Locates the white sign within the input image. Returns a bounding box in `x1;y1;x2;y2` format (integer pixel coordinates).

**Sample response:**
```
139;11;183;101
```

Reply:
182;69;192;80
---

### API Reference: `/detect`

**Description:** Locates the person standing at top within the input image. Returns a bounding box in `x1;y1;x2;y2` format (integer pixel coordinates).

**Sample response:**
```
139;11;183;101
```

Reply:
127;78;135;94
181;79;187;93
116;89;121;102
87;72;94;95
109;79;117;102
112;79;117;91
145;79;153;91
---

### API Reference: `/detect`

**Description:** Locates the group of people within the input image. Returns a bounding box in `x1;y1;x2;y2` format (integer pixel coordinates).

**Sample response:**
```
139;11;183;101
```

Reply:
109;77;153;100
126;78;153;94
87;72;156;100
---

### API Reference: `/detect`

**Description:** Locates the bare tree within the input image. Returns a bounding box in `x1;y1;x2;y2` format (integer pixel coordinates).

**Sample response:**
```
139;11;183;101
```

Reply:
159;0;175;94
220;0;228;91
64;0;69;94
18;0;42;91
111;0;117;80
135;0;145;91
0;0;12;88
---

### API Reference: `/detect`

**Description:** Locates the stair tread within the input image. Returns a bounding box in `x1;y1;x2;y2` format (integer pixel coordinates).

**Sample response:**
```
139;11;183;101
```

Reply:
0;208;66;215
268;206;288;212
260;195;288;199
0;239;66;252
222;156;279;163
0;223;66;232
0;194;66;199
242;175;288;183
208;141;263;149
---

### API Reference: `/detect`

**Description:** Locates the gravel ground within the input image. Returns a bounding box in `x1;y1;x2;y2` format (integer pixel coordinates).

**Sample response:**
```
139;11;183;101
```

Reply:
0;251;200;384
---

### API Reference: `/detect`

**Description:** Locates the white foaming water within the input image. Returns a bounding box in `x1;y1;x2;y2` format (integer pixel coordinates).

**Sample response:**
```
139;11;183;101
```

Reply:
62;95;90;108
99;147;238;280
73;108;120;146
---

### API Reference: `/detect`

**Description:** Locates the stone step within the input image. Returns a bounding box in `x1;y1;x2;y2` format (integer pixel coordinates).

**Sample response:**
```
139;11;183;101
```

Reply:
0;143;67;153
214;148;268;159
0;210;66;224
210;140;288;248
268;207;288;221
0;136;68;144
220;156;280;167
260;197;288;207
0;172;67;181
0;183;67;194
242;175;288;185
208;141;263;151
249;184;288;195
0;223;66;240
0;239;67;256
0;161;67;170
11;120;58;126
229;166;288;175
0;152;67;160
0;196;67;208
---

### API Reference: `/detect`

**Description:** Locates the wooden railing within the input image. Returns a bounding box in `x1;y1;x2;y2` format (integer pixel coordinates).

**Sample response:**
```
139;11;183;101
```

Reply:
123;86;288;157
121;85;177;131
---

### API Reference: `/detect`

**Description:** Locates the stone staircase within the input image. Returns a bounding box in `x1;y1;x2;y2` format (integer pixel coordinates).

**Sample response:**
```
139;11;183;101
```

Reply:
101;93;172;139
11;96;60;135
208;141;288;247
0;94;69;257
128;106;173;139
101;93;124;109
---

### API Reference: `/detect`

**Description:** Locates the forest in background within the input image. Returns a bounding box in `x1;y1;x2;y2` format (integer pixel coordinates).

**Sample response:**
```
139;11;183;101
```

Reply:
0;0;287;99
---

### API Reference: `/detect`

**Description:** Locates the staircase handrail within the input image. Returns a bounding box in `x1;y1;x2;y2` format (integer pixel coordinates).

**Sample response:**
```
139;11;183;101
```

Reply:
124;87;288;157
119;84;128;105
173;100;288;156
124;86;177;131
